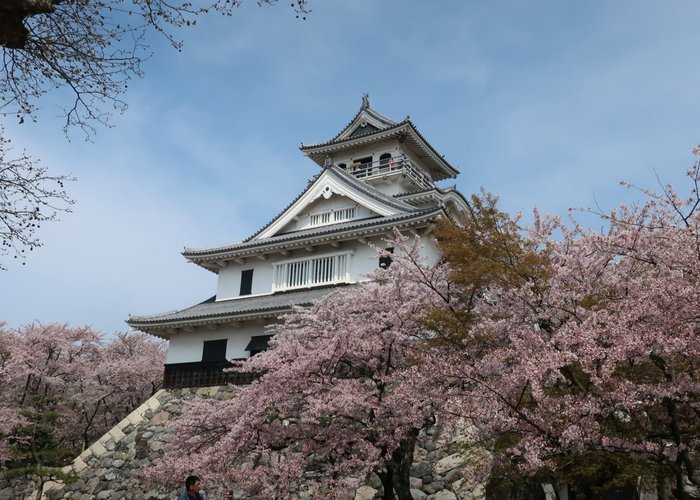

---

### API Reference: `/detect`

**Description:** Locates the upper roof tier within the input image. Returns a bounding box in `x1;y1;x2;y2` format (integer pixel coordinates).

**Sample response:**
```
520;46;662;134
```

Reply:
300;94;459;182
181;164;455;271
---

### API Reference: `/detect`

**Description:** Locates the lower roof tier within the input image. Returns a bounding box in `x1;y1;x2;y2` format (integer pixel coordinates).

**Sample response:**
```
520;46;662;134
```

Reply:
127;285;344;338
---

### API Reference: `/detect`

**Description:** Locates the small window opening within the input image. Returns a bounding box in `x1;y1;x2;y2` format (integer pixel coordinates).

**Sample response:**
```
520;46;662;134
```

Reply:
245;335;272;357
379;153;393;169
202;339;228;362
240;269;254;296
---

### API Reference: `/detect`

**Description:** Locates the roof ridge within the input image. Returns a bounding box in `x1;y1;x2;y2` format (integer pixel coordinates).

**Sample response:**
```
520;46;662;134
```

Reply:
302;96;399;148
240;173;320;243
183;167;422;256
394;187;439;197
328;165;417;211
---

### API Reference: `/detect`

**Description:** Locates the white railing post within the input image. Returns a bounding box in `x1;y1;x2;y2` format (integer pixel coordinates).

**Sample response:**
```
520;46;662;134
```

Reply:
272;252;350;292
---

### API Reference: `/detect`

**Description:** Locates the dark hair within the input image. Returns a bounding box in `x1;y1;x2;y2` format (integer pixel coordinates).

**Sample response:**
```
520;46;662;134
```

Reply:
185;475;200;489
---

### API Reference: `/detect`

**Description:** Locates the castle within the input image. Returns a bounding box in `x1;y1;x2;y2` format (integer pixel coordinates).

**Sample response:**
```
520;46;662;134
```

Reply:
127;95;470;388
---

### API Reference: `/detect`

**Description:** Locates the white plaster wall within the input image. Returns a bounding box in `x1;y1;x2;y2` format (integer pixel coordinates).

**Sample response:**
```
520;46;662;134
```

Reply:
217;264;243;299
216;260;275;300
215;229;440;301
373;183;407;197
329;140;437;197
166;322;270;363
331;140;401;170
410;234;441;264
348;233;441;279
169;233;439;364
294;196;363;232
349;239;383;279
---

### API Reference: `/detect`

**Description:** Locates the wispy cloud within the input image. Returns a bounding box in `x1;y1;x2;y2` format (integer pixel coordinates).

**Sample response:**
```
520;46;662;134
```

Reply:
2;0;699;333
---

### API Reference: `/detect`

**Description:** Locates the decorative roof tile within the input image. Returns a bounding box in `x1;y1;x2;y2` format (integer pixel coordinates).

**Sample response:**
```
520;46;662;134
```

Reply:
316;96;397;145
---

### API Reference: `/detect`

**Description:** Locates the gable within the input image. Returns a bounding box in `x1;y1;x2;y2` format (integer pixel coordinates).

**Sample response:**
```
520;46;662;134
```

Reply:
348;123;380;139
334;108;396;143
275;194;381;234
252;168;412;240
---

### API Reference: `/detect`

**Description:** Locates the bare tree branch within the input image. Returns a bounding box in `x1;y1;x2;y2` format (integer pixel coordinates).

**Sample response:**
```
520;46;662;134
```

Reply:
0;126;74;269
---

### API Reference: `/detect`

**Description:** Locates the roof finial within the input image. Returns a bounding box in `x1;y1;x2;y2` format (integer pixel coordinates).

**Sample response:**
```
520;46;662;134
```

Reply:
361;93;370;110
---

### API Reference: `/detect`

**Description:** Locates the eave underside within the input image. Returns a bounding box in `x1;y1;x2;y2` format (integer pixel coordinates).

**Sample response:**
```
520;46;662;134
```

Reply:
183;208;444;271
301;122;459;180
127;286;342;337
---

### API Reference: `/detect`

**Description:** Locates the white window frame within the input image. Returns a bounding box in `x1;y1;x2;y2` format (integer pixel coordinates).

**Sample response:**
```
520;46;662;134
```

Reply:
272;251;352;292
308;206;357;227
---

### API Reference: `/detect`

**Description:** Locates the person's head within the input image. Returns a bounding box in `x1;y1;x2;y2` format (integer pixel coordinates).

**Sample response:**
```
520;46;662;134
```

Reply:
185;475;201;493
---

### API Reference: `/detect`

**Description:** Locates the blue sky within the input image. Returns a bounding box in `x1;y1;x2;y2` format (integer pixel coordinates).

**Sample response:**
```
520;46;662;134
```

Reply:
2;0;699;334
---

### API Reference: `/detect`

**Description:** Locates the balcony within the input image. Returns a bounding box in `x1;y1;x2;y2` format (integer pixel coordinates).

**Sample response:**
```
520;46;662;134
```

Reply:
163;360;259;389
344;156;433;190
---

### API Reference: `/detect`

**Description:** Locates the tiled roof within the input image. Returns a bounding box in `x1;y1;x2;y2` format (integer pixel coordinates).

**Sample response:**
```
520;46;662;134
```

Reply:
395;185;467;201
301;120;458;180
127;286;343;330
182;207;443;259
394;187;439;199
329;165;418;211
302;118;408;151
243;165;415;243
323;103;397;144
183;165;425;258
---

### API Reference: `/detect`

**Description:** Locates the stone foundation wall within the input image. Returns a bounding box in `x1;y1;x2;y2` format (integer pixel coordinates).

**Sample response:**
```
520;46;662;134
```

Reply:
1;386;483;500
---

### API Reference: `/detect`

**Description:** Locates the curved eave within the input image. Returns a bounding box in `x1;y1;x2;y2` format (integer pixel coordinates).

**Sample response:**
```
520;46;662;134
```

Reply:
435;187;472;226
183;209;444;272
127;286;345;338
396;187;471;224
128;310;281;339
395;188;441;205
301;121;458;181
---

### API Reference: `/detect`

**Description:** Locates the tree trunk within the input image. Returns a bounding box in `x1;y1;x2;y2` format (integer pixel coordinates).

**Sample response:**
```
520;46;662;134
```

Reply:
658;475;673;500
0;0;61;49
378;429;419;500
379;470;396;500
390;429;418;500
33;474;44;500
673;469;687;500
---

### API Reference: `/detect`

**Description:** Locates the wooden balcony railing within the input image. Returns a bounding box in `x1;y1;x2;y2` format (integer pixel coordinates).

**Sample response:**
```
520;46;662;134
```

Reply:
163;360;259;389
345;156;433;190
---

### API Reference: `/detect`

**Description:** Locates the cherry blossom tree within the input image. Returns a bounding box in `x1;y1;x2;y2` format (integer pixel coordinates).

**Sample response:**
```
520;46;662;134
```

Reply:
0;322;24;463
430;159;700;498
148;156;700;499
67;330;167;449
0;323;166;474
148;239;452;500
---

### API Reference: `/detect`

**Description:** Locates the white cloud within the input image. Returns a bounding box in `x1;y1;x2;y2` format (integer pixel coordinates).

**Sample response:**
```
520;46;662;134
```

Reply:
2;0;700;333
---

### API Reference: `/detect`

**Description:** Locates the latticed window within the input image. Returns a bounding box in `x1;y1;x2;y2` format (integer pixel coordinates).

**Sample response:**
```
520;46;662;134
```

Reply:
273;252;350;291
309;206;356;227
